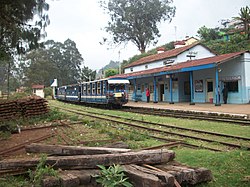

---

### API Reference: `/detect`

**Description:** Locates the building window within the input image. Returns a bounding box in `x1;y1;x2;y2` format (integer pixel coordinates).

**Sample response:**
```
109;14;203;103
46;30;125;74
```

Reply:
225;81;238;92
145;65;148;69
130;68;133;72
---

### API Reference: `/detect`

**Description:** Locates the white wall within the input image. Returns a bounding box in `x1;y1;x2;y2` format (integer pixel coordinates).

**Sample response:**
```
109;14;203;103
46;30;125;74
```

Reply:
34;89;45;98
176;45;215;64
124;44;215;74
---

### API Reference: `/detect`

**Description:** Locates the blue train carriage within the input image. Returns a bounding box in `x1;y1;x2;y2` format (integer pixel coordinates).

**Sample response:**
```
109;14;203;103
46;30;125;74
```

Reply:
56;84;80;102
106;77;130;107
80;77;130;107
56;86;67;101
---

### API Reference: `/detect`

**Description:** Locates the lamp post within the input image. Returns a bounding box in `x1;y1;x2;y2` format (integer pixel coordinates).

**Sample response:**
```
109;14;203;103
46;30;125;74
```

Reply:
118;51;121;74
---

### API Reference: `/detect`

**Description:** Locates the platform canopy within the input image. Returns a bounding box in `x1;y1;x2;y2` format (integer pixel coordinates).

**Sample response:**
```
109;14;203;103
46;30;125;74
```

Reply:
108;79;130;84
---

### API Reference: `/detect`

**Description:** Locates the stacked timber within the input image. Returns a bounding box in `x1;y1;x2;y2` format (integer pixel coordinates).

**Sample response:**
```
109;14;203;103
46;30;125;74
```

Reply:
0;100;21;121
0;96;49;121
17;96;49;118
0;143;213;187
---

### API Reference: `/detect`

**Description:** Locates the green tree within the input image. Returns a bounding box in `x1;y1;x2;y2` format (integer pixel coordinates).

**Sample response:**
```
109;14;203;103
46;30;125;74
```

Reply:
105;68;119;78
0;0;49;55
80;66;96;82
197;26;220;41
21;48;58;87
0;0;49;97
44;39;84;85
233;6;250;40
100;0;175;53
21;39;84;87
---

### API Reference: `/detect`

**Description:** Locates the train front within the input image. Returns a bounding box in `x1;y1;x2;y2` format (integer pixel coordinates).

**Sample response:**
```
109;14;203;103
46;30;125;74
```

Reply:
106;78;129;107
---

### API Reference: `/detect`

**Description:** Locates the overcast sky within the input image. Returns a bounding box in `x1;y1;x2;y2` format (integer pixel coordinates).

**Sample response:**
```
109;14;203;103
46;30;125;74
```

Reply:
45;0;249;71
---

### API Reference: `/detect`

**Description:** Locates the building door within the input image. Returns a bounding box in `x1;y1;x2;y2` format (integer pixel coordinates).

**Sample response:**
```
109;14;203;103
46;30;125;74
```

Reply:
159;84;164;101
206;79;213;103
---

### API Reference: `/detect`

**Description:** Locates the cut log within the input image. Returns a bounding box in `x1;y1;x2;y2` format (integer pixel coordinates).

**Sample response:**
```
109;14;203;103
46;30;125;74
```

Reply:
59;173;80;187
122;165;166;187
155;161;213;185
124;164;175;187
41;170;100;187
25;143;131;155
41;176;60;187
0;149;175;170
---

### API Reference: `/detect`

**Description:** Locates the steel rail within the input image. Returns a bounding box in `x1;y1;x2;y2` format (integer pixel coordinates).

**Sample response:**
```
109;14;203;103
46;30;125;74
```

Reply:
0;133;55;156
52;106;249;150
52;104;250;141
122;107;250;125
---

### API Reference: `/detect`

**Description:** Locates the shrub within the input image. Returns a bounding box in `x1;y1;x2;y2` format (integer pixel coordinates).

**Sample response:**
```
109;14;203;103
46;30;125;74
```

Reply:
95;164;133;187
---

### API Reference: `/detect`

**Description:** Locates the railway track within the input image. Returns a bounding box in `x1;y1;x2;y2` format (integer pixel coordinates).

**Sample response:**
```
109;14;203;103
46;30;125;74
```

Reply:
0;121;77;157
122;106;250;125
0;133;55;157
51;103;250;151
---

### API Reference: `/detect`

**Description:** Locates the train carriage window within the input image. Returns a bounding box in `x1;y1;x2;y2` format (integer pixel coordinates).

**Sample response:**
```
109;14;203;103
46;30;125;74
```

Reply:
120;84;125;91
109;84;115;91
97;82;101;94
87;84;90;94
103;81;106;94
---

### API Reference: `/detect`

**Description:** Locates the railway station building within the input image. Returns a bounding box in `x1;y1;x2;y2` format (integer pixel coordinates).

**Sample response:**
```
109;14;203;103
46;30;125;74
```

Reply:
116;42;250;105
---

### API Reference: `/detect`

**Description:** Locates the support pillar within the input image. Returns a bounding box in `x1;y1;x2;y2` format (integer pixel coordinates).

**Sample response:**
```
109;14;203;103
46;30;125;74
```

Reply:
169;75;174;104
133;79;137;102
215;67;221;106
153;76;158;103
189;71;195;105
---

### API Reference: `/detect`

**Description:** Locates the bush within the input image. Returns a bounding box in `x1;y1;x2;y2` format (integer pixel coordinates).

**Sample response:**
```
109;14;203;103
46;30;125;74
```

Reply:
29;154;58;186
95;164;133;187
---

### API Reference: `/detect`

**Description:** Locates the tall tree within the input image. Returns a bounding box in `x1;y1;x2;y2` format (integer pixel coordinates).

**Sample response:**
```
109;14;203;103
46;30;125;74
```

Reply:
45;39;84;85
100;0;175;53
0;0;49;97
233;6;250;40
80;66;96;82
21;48;58;87
0;0;49;55
105;68;118;78
197;26;220;41
21;39;84;87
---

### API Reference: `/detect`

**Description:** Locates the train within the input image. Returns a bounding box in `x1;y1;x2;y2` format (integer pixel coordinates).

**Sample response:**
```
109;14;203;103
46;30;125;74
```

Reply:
55;77;130;108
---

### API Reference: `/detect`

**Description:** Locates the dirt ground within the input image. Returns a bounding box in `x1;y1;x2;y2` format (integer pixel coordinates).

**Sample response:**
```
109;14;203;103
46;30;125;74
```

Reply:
0;120;111;160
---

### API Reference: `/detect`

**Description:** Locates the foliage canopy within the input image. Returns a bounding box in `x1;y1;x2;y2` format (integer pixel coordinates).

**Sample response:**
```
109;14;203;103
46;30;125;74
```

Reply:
100;0;175;53
0;0;50;56
233;6;250;39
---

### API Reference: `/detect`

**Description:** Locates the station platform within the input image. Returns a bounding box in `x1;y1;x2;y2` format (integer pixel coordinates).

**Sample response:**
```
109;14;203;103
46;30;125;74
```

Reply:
124;101;250;119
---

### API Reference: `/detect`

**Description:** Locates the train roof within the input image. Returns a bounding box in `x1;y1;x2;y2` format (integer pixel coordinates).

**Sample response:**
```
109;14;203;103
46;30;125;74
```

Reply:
57;77;130;88
80;77;129;84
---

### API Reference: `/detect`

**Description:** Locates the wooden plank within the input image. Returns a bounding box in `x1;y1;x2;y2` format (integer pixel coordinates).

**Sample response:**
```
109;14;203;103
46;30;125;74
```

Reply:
59;173;80;187
41;176;60;187
122;165;165;187
128;164;175;187
41;170;100;187
0;149;175;170
155;161;213;185
25;143;131;155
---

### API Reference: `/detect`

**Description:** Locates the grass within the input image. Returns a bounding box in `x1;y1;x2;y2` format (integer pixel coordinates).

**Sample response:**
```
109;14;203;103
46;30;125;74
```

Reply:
50;100;250;138
0;176;30;187
175;148;250;187
15;100;247;187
